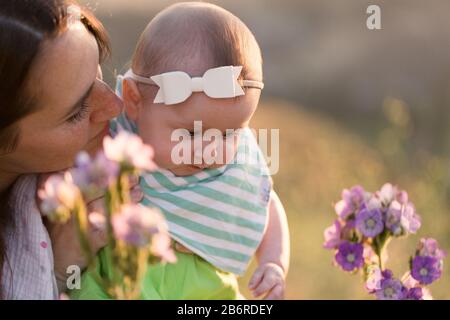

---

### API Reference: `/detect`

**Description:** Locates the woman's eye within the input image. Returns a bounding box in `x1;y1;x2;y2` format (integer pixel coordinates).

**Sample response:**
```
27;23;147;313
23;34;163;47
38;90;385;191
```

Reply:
66;103;90;124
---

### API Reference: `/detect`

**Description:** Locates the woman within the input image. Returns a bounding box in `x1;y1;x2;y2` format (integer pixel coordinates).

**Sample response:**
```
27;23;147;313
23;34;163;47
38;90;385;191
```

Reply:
0;0;123;299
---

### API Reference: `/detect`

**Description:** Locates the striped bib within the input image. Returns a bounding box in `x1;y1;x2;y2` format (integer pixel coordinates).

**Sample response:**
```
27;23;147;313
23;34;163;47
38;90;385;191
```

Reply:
111;80;272;275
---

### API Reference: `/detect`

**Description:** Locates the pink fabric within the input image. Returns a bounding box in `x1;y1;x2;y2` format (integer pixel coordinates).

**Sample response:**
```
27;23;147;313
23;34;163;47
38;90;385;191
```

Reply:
1;175;59;300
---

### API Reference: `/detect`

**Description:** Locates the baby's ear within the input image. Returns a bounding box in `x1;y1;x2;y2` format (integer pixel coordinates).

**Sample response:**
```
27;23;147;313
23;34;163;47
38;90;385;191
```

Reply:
123;79;143;121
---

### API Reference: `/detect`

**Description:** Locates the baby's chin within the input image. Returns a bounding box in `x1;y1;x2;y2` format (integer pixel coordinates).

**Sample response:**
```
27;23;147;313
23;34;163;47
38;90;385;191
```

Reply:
165;165;205;177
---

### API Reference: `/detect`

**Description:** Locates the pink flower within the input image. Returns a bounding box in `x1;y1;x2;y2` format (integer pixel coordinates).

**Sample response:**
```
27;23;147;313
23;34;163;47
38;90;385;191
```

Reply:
417;238;447;261
112;204;176;262
334;186;367;219
151;232;177;263
103;131;157;171
378;183;408;206
401;271;420;288
400;203;421;234
365;265;383;293
38;173;81;223
323;220;342;249
378;183;396;205
88;211;107;231
363;245;380;265
59;293;70;300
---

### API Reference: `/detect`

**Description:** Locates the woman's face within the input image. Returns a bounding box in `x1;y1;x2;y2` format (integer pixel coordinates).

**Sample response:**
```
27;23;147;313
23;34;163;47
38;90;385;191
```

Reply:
0;21;122;174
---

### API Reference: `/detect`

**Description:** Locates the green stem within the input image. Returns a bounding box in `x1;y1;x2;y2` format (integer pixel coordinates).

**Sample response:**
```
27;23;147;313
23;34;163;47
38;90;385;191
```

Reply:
74;201;94;266
373;232;391;270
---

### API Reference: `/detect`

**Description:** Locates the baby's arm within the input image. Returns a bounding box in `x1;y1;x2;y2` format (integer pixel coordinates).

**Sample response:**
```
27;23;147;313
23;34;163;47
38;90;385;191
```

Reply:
248;190;290;299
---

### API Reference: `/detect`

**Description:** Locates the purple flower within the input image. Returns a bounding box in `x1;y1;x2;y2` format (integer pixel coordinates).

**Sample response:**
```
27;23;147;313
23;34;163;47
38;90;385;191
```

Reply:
323;220;342;249
112;204;171;250
334;186;366;220
411;256;441;285
375;278;405;300
381;269;394;280
355;208;384;238
417;238;447;261
71;151;119;198
335;241;364;272
385;201;403;236
112;204;177;261
404;287;423;300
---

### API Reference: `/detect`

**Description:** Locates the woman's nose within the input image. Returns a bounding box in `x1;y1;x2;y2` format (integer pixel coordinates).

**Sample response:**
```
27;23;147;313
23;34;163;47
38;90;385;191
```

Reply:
89;79;123;123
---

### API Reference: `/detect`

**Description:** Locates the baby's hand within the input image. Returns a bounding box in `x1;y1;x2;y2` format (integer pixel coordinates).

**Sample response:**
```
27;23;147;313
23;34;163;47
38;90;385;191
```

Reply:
248;262;285;300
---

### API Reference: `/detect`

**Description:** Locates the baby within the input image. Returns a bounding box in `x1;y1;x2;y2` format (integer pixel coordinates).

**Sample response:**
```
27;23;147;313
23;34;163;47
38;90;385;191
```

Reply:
73;2;290;300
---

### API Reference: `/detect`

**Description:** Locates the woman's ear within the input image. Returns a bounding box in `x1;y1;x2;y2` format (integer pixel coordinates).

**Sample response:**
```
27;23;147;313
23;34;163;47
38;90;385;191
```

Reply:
123;79;143;121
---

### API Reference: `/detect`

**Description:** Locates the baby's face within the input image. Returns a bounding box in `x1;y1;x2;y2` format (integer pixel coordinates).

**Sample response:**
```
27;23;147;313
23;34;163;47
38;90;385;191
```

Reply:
132;86;260;176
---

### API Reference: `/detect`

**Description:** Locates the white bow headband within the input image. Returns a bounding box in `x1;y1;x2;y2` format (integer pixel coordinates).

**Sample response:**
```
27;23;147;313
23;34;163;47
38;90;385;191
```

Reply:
123;66;264;105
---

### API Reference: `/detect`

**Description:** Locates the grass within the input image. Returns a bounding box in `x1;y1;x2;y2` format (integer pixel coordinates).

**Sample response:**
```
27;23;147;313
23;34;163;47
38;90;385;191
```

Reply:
237;98;450;299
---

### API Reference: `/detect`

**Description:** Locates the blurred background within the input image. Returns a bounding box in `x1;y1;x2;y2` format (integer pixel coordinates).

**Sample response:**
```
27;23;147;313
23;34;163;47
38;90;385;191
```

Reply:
79;0;450;299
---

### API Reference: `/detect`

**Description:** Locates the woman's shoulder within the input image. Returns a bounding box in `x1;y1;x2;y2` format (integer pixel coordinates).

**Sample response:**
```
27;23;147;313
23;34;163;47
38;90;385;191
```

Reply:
5;174;40;228
2;173;59;299
9;174;38;206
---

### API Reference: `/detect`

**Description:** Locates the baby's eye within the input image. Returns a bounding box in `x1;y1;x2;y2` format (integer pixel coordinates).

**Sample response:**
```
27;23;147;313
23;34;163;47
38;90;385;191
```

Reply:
223;130;238;139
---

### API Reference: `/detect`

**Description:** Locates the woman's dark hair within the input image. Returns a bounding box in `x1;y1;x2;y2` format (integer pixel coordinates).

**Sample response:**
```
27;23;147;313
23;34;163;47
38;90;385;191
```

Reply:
0;0;110;298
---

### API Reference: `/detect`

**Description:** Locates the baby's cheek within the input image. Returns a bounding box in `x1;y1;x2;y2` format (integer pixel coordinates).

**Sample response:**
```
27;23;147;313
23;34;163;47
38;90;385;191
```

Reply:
153;139;179;168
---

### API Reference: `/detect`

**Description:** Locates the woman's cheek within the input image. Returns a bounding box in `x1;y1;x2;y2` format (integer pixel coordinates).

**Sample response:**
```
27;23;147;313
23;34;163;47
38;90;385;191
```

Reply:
17;130;87;172
54;123;90;164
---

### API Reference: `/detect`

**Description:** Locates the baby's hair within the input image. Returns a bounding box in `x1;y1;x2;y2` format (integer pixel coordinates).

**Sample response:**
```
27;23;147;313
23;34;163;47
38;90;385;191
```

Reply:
131;2;263;82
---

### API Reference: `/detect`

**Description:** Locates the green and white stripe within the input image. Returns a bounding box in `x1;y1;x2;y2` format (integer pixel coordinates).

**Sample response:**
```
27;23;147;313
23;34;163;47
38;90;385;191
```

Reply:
139;129;272;275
